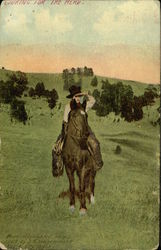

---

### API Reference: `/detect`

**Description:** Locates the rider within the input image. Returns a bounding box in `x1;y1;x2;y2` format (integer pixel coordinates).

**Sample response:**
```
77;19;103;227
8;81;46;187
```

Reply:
60;85;103;171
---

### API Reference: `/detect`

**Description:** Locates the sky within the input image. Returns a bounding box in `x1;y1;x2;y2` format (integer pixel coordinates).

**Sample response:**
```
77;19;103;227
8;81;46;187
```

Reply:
0;0;160;84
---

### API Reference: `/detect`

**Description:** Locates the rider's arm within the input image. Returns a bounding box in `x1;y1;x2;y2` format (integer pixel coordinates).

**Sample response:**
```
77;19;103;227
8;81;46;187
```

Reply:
63;103;71;122
86;95;95;112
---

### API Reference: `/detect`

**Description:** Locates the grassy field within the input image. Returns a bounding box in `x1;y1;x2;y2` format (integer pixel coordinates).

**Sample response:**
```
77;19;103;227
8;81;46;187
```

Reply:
0;69;160;250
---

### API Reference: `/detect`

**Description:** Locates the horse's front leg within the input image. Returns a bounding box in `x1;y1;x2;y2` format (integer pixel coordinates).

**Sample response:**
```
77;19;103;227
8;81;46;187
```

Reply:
65;166;75;212
78;166;89;215
89;170;96;204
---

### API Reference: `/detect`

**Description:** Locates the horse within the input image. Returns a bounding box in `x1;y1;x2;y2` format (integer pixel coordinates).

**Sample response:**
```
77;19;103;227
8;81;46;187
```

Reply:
62;107;96;215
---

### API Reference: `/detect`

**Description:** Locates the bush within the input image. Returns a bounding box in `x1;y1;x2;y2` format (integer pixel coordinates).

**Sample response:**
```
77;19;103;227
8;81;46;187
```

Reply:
96;104;110;116
48;97;56;109
35;82;45;97
0;80;14;104
10;99;28;124
115;145;122;154
28;87;35;97
91;76;98;87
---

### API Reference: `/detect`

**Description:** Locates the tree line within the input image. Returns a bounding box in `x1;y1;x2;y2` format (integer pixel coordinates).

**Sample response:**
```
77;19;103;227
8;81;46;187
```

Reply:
92;79;159;122
0;72;59;124
28;82;58;109
62;66;94;90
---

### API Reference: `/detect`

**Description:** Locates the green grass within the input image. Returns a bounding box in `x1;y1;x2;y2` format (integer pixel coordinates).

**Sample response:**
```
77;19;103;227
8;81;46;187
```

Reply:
0;70;159;250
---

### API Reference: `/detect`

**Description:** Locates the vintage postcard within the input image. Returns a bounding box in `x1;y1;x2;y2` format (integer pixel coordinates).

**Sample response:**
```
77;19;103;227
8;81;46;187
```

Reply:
0;0;160;249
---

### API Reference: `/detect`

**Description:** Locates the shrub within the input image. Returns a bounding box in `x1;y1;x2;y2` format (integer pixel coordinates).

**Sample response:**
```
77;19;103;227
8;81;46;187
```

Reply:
115;145;122;154
91;76;98;87
28;87;35;97
35;82;45;97
10;99;28;124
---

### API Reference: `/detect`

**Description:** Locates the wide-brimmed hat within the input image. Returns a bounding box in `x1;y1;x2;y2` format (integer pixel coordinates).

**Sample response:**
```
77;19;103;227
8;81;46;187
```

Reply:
66;85;82;98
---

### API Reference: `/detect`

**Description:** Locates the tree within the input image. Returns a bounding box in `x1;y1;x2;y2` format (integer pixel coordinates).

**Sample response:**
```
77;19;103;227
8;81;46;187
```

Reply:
91;76;98;87
10;99;28;124
49;88;59;100
42;89;50;98
84;66;88;76
101;79;110;89
63;78;69;91
0;80;15;104
133;96;143;121
92;89;100;110
120;97;133;122
35;82;45;97
28;87;35;97
71;67;76;75
7;72;28;97
67;73;75;89
88;68;94;76
92;89;100;100
48;97;56;109
77;67;82;76
62;69;69;79
123;85;134;101
96;103;110;116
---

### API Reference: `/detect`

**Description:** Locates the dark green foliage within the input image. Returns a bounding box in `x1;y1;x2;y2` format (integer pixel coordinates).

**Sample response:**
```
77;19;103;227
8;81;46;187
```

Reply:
43;89;51;98
47;89;59;109
92;89;100;110
63;73;75;90
10;99;28;124
92;79;158;122
0;80;14;103
92;89;100;100
28;87;35;97
49;89;59;100
101;79;110;89
63;73;82;91
48;97;56;109
8;71;28;97
0;72;28;104
115;145;122;154
84;66;93;76
96;103;110;116
84;66;89;76
63;78;69;91
76;67;82;76
62;66;94;90
0;71;59;123
28;82;59;110
62;69;69;79
71;67;76;75
142;90;156;106
35;82;45;97
91;76;98;87
120;97;133;122
132;96;143;121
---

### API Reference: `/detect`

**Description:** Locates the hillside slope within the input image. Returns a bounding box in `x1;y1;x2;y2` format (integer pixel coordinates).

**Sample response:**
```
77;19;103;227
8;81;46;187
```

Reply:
0;69;159;250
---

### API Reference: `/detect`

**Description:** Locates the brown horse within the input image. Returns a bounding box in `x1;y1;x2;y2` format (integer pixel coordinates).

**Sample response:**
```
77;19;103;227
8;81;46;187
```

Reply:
62;107;96;215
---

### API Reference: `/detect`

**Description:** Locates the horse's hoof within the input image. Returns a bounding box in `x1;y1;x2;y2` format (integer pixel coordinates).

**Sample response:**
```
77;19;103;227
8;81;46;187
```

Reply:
90;194;95;205
69;205;75;213
79;208;87;216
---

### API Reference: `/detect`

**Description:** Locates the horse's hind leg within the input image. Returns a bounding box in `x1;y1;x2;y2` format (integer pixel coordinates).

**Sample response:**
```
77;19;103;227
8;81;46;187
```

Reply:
65;166;75;212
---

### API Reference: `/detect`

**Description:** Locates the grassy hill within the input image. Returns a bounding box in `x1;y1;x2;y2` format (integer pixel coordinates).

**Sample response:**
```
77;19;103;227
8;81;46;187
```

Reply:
0;69;160;250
